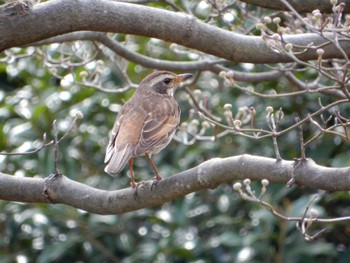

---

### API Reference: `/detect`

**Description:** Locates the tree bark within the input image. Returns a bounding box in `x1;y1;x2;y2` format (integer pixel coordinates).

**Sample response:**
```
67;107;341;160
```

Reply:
1;155;349;215
1;0;350;63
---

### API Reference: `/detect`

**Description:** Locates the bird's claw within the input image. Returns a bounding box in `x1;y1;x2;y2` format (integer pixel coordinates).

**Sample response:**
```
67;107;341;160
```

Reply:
151;176;162;190
132;181;147;199
133;184;140;200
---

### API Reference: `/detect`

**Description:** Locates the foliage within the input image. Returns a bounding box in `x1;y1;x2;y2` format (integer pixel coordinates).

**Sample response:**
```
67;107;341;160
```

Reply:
1;0;350;262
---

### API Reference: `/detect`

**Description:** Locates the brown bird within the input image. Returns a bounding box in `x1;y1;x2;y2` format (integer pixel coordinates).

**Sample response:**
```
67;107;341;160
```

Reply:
104;71;193;189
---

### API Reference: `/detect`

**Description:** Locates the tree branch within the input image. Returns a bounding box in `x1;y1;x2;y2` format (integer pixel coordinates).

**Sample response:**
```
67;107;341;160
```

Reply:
1;0;350;63
1;155;349;215
31;31;284;82
284;71;346;99
31;32;228;72
240;0;350;13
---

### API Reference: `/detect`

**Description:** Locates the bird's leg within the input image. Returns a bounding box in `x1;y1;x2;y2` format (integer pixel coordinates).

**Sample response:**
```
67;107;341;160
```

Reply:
145;153;162;190
128;158;140;199
128;158;137;189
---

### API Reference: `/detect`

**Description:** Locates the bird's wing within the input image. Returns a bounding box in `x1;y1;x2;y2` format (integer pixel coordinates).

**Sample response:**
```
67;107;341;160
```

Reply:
104;103;137;174
133;97;180;156
104;114;123;164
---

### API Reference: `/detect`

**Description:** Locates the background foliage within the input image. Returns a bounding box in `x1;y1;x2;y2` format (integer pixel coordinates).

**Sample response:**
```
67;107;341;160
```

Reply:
1;0;350;262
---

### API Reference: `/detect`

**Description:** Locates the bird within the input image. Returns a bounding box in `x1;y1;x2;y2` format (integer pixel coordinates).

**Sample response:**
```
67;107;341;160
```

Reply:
104;71;193;189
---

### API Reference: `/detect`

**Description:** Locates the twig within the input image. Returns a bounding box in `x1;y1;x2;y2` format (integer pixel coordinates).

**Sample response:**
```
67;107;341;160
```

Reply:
52;120;60;175
296;116;306;159
233;181;350;241
0;133;53;156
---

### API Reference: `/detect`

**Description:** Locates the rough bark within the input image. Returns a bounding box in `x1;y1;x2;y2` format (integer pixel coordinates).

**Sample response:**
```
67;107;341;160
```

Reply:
1;0;350;63
1;155;349;215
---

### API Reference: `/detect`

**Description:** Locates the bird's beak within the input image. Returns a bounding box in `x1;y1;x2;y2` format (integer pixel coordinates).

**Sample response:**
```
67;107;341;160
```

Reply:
177;73;193;82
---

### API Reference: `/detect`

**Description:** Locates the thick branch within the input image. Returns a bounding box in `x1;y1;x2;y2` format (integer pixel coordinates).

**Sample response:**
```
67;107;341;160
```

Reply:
1;155;350;215
33;32;284;82
1;0;350;63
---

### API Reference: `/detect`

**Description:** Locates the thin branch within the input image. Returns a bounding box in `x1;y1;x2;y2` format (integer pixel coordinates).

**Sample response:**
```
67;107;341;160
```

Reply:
31;32;229;72
234;182;348;240
32;32;286;84
240;0;350;13
0;133;53;156
309;115;350;142
296;117;306;159
199;99;349;141
52;120;60;174
284;71;346;99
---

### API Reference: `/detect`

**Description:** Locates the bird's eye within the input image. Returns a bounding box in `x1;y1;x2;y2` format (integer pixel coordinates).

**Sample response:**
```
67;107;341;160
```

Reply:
163;78;172;84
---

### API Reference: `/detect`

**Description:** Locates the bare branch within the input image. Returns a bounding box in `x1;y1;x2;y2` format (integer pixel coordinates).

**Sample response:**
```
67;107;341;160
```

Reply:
0;133;53;156
32;32;285;83
1;1;350;63
234;181;350;240
31;32;228;72
1;155;350;214
284;72;346;99
240;0;350;13
296;116;306;159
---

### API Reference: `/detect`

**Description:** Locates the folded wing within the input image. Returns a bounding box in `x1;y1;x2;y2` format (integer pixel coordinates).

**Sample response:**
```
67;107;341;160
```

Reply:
104;95;180;174
133;105;180;156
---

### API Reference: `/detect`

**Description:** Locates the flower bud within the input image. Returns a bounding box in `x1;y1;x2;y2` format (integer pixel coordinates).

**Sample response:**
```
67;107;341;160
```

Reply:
233;182;242;190
201;121;210;129
219;71;227;78
261;179;269;186
266;106;274;113
233;119;242;128
243;178;251;185
190;119;199;126
312;10;322;20
273;17;281;24
263;16;272;24
285;43;293;51
226;71;235;78
283;27;291;34
181;122;188;128
256;23;265;30
75;111;84;119
79;71;88;78
316;48;324;56
224;103;232;111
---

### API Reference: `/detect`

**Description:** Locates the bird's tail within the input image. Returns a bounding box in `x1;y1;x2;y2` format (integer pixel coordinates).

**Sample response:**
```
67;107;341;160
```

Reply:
104;144;132;175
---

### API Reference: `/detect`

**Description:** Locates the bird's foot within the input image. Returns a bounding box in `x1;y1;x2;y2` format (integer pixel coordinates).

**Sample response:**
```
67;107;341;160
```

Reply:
132;181;147;199
131;181;139;200
151;175;163;190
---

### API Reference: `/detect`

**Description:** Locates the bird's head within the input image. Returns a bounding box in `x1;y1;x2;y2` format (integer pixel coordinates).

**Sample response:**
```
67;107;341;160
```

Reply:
137;71;193;96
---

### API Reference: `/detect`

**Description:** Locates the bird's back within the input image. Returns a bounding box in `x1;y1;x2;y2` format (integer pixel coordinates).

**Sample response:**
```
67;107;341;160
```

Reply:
104;92;180;174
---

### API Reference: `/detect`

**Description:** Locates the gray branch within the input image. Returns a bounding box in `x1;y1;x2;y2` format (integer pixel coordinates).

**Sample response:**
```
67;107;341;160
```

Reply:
32;32;228;72
1;155;349;215
1;0;350;63
32;31;284;82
